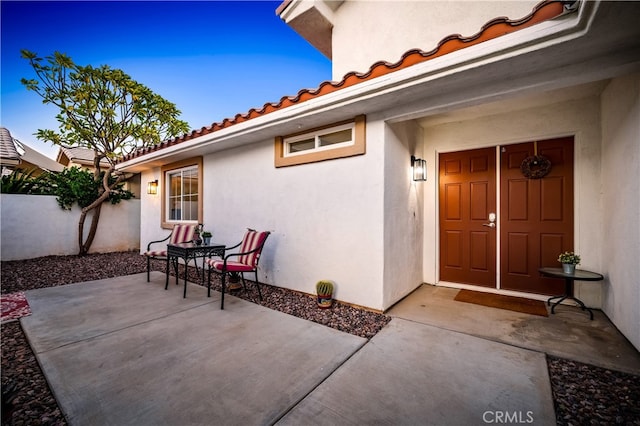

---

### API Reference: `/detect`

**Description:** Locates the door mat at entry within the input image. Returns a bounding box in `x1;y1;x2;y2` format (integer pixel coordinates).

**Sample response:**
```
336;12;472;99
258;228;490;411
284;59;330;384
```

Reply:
454;290;549;317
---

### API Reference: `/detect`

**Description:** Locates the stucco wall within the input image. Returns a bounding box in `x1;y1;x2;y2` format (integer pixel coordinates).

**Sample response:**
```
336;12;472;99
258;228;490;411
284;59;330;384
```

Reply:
383;119;425;309
1;194;140;260
421;94;604;307
140;124;388;311
330;1;538;81
140;170;164;253
600;74;640;350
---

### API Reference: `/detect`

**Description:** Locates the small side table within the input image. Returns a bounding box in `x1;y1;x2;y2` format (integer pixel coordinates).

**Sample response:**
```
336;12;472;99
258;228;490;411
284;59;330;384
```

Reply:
166;243;225;298
538;267;604;320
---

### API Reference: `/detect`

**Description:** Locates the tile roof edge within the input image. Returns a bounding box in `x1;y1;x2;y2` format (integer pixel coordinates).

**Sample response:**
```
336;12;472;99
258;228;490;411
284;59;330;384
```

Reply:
275;0;293;16
118;0;567;164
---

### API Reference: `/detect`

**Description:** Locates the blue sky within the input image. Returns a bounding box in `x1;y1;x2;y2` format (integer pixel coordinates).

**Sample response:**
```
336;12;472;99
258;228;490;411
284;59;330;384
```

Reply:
1;1;332;159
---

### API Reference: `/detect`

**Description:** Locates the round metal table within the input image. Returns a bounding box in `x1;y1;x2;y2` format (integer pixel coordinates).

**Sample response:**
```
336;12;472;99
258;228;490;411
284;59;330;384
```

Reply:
538;267;604;320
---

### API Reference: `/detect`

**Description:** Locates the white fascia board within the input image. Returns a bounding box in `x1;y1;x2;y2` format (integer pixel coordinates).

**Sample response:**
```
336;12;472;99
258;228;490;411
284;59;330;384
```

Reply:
279;0;339;22
118;3;592;172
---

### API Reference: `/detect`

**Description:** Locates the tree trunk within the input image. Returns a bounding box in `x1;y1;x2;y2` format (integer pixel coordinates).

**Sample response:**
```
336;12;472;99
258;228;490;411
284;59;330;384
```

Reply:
78;203;102;256
76;166;121;256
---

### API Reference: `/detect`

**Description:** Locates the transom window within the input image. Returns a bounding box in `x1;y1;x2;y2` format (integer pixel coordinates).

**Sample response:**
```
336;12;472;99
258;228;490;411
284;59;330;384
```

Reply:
275;115;366;167
285;123;354;157
161;157;203;229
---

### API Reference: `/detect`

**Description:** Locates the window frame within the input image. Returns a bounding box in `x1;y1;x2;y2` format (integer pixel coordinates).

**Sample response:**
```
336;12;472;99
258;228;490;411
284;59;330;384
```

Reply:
161;157;203;229
275;115;366;167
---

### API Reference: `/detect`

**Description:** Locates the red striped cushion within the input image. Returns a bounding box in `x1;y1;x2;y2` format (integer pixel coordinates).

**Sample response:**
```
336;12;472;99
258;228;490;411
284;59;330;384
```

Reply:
238;230;269;267
208;259;255;273
169;224;197;244
144;250;167;257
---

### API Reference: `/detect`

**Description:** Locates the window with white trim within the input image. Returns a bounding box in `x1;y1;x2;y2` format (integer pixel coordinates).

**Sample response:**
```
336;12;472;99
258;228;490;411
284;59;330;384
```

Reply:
285;123;354;157
161;157;202;228
166;166;198;221
275;115;366;167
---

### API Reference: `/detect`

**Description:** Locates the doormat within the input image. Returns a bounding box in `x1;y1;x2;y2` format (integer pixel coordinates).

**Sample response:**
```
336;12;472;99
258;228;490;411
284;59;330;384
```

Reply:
454;290;548;317
1;292;32;323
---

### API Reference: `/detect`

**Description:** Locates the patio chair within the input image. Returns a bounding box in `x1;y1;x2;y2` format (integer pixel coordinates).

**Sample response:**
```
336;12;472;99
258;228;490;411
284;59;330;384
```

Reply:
205;229;270;309
144;224;198;281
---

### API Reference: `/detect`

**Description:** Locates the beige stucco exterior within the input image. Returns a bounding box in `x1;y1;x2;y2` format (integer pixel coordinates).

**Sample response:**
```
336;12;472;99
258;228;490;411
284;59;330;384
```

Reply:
600;74;640;350
125;1;640;350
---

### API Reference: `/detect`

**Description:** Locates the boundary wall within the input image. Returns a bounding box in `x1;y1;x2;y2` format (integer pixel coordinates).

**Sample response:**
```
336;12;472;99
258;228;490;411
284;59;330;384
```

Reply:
1;194;140;261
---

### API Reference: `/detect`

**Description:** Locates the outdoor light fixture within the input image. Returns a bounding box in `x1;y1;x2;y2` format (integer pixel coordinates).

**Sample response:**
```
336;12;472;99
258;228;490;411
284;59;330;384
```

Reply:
147;180;158;195
411;155;427;181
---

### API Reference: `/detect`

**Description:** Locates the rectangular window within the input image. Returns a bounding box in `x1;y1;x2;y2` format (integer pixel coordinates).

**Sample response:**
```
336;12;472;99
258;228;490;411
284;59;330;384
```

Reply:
161;157;203;229
275;115;365;167
167;166;198;221
284;123;354;157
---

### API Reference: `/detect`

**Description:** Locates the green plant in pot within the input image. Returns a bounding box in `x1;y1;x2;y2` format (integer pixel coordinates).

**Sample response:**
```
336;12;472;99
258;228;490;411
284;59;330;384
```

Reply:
316;280;334;309
558;251;580;274
201;231;212;245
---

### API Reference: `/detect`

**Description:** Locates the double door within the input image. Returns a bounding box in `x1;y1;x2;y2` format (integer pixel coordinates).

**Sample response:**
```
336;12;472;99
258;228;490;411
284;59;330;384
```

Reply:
438;137;574;295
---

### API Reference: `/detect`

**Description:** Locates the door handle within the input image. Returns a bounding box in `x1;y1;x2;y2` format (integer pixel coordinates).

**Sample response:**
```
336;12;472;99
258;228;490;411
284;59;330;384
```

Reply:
483;212;497;228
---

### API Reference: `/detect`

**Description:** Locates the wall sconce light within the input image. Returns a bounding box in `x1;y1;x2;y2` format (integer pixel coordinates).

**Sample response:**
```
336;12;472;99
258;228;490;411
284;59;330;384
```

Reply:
147;180;158;195
411;155;427;181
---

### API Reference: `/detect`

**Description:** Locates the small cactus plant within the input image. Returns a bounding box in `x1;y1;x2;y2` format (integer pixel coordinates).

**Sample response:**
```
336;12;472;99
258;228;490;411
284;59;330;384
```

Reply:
316;280;334;309
316;280;333;295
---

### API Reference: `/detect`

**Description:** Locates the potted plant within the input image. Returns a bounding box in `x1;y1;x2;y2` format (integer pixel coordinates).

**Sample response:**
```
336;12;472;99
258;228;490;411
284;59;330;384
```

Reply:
316;280;334;309
193;224;203;245
558;251;580;274
201;231;212;245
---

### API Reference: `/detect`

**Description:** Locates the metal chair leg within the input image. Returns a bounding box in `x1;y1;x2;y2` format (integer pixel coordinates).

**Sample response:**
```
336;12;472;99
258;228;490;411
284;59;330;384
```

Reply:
240;273;248;293
254;270;263;301
147;256;151;282
220;271;226;310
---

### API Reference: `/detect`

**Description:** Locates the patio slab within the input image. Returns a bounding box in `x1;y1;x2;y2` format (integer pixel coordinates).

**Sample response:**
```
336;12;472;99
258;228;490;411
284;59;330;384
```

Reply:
277;318;555;426
387;285;640;375
21;272;366;425
21;273;215;353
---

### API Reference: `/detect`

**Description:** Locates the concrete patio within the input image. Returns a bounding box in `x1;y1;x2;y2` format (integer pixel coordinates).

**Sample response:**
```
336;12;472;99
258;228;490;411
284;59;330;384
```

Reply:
20;272;639;425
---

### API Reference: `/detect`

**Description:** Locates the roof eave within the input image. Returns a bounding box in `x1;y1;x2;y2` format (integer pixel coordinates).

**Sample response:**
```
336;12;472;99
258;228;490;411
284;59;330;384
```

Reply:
118;0;640;173
117;7;584;173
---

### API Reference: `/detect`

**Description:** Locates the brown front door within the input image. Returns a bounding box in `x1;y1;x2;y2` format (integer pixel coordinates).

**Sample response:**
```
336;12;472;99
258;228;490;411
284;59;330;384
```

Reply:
439;147;497;287
500;137;574;295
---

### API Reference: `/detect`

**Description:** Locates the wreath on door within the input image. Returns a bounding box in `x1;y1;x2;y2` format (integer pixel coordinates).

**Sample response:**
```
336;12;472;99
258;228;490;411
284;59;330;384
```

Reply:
520;155;551;179
520;141;552;179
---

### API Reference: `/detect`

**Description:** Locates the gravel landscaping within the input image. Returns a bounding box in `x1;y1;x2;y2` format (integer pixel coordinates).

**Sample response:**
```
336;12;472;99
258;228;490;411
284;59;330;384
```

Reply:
2;251;639;425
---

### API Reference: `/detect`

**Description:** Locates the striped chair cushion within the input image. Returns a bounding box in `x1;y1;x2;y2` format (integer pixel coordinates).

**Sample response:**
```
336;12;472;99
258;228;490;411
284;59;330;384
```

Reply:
238;230;269;267
206;258;255;273
169;224;197;244
204;230;269;271
144;224;196;257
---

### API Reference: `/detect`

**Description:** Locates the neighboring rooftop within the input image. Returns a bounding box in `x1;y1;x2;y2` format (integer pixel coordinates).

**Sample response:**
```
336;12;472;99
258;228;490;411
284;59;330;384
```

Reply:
0;127;21;166
0;127;64;174
57;146;110;168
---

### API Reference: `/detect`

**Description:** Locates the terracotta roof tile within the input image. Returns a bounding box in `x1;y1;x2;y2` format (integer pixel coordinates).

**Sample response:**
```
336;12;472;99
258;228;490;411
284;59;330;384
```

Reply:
119;0;566;164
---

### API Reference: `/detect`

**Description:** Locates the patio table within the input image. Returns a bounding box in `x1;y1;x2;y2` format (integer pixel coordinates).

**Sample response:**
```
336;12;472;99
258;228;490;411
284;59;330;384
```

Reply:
538;267;604;320
166;242;225;298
